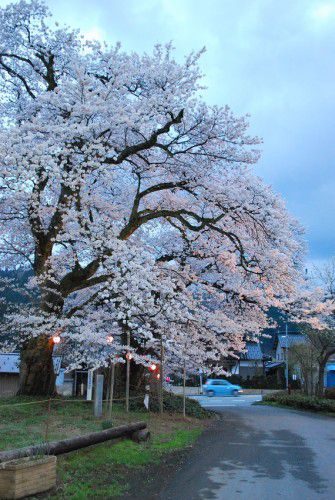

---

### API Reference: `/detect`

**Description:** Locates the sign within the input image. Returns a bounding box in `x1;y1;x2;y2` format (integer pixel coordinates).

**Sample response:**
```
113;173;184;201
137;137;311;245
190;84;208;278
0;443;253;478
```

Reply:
144;394;149;410
52;356;62;375
87;370;93;401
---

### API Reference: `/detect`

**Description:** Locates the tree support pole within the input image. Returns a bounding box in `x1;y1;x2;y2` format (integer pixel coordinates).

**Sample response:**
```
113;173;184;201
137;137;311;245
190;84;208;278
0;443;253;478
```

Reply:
182;360;186;419
108;362;115;418
126;330;130;413
160;337;164;415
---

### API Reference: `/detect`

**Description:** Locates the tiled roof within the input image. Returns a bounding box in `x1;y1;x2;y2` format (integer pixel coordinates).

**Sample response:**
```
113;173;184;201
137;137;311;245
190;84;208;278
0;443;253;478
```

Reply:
240;342;263;360
277;334;305;349
0;352;62;374
0;353;19;373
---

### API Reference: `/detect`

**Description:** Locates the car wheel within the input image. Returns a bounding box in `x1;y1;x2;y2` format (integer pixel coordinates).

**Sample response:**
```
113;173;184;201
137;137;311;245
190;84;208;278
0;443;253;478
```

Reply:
207;390;215;397
232;389;239;397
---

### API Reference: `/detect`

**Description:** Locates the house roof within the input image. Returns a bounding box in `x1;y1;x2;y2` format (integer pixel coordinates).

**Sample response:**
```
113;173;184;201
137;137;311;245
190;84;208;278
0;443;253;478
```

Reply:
277;334;305;349
0;352;62;375
0;353;19;373
240;342;263;360
265;361;285;370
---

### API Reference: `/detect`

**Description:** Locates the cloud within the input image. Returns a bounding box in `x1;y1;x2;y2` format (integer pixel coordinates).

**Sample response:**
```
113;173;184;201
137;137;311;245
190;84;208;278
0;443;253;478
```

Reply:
310;2;335;21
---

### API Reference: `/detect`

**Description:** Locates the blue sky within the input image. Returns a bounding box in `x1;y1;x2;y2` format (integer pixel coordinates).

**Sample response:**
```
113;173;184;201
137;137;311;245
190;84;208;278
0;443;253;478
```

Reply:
3;0;335;263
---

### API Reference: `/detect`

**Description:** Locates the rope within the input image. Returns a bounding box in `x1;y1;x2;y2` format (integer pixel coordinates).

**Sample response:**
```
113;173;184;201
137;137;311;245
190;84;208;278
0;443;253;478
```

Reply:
0;395;146;409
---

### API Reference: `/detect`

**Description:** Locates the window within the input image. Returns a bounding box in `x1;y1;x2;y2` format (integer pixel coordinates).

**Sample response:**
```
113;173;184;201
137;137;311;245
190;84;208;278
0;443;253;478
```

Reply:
212;380;228;386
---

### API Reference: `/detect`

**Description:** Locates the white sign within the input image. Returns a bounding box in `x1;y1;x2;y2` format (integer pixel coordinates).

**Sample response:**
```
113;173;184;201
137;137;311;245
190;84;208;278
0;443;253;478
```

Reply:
144;394;149;410
86;369;93;401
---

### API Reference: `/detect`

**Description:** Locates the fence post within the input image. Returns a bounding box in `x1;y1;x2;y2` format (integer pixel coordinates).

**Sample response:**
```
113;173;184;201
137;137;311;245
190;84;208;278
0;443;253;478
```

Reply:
94;373;104;418
160;338;164;415
44;399;51;443
108;363;115;419
182;361;186;419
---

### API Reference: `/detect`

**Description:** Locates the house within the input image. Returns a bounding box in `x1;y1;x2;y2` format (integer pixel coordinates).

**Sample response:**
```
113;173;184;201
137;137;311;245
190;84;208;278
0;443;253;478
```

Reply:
231;342;264;379
0;353;20;396
273;334;305;362
271;334;335;389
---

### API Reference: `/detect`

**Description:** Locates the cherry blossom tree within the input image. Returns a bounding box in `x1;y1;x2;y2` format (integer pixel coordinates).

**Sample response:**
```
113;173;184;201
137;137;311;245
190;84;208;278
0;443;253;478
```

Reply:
0;0;305;395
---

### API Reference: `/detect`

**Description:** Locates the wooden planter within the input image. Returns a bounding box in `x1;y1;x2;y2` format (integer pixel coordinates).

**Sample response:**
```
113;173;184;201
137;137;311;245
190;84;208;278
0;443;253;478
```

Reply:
0;455;56;499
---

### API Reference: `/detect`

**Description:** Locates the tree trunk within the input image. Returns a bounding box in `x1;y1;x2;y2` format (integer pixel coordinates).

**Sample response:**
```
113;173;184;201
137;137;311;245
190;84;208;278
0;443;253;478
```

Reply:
316;360;327;398
18;336;56;396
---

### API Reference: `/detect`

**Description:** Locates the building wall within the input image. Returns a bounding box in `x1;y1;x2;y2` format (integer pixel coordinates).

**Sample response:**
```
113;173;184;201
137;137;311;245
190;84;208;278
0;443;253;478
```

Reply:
0;374;20;396
239;361;262;379
0;369;73;396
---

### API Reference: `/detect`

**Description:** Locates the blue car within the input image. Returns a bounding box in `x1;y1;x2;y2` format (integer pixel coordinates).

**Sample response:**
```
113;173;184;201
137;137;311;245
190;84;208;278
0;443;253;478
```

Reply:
203;379;243;397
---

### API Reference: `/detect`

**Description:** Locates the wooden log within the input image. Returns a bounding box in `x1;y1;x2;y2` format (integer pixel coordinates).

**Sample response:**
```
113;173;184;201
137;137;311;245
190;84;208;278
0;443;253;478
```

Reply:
0;422;147;463
130;429;151;443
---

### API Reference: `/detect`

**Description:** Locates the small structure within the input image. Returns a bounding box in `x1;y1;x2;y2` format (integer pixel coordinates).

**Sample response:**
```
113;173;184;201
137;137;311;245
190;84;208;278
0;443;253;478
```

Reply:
0;353;62;396
0;354;20;396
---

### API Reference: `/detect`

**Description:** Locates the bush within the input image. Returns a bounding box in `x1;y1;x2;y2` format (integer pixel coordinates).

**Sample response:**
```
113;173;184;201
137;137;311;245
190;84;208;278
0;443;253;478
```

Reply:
228;374;285;390
262;391;335;413
129;391;214;419
101;419;114;430
324;387;335;400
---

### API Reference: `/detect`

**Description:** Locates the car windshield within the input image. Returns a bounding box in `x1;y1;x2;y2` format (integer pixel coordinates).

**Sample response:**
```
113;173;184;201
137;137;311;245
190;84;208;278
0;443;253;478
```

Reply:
210;380;229;386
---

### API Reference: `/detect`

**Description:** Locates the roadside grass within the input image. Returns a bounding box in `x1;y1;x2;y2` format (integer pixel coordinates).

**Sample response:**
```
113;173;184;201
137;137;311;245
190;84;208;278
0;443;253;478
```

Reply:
53;428;202;499
0;396;207;498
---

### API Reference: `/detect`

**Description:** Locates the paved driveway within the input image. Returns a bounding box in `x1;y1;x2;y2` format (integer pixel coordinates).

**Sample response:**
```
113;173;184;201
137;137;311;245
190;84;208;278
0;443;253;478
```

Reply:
160;404;335;500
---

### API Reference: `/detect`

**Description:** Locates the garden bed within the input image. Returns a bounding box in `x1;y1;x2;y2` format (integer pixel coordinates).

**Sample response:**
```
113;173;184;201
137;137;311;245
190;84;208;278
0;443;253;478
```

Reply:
257;391;335;414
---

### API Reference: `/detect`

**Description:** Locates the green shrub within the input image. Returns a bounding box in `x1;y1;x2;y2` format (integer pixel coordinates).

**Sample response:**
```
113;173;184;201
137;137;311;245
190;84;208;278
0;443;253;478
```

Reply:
101;419;114;430
324;387;335;400
262;391;335;413
227;374;285;390
129;391;214;419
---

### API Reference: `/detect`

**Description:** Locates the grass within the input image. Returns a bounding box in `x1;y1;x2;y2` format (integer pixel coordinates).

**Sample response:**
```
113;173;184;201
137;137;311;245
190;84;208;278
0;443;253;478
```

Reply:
0;396;207;498
53;428;202;499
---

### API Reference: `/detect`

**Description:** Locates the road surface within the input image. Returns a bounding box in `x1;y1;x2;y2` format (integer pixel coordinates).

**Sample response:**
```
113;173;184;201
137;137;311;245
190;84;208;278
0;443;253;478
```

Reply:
190;394;262;408
160;403;335;500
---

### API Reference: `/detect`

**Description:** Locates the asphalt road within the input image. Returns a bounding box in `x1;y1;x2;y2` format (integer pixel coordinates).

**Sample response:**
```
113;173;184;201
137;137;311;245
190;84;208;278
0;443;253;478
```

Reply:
160;403;335;500
190;394;262;408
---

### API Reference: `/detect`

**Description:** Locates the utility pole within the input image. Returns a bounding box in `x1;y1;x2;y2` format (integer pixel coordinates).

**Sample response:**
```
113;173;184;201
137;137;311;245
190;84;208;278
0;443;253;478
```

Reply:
160;336;164;415
182;360;186;419
285;322;289;391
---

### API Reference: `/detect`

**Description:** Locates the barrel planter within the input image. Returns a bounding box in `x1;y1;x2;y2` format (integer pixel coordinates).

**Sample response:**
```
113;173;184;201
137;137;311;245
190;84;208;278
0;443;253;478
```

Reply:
0;455;56;499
